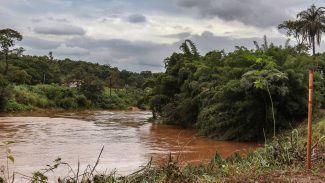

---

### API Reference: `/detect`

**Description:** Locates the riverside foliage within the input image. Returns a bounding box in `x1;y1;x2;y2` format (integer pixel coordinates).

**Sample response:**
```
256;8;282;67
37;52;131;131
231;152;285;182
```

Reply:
148;39;325;141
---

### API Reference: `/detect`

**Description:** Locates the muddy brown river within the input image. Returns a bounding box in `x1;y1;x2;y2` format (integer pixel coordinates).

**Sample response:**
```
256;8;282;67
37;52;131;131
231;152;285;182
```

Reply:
0;110;259;180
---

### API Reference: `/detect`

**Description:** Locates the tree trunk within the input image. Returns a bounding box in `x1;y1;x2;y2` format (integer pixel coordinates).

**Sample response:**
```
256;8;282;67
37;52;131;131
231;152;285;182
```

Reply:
312;36;316;56
4;52;8;75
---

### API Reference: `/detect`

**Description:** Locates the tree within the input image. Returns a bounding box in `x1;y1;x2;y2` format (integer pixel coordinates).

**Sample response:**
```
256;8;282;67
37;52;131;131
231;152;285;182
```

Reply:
0;28;23;75
297;4;325;56
0;75;12;111
278;20;305;50
49;51;54;61
179;39;200;58
79;75;105;102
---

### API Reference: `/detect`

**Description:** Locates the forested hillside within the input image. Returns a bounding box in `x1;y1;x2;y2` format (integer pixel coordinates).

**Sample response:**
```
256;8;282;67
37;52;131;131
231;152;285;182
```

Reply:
0;31;156;112
1;54;153;87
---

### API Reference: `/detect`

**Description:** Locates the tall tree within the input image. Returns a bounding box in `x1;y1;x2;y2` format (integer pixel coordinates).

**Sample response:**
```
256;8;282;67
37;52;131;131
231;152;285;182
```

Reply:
0;28;23;75
278;20;304;46
297;4;325;56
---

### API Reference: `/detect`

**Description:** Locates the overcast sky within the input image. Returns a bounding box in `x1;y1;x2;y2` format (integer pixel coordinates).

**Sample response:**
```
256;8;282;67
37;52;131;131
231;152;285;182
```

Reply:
1;0;325;72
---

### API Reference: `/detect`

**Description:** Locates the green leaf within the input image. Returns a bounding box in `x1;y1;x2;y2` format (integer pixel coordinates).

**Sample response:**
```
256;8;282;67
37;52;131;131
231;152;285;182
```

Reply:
256;58;263;63
254;80;266;89
7;155;14;163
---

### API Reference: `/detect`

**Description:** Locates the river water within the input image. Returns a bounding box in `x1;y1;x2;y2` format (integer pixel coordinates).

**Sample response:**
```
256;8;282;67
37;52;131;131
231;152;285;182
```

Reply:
0;110;259;180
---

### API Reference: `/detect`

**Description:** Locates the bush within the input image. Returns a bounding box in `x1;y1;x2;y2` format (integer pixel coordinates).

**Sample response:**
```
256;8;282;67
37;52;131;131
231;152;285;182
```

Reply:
7;69;32;84
0;76;12;112
80;76;104;102
98;94;128;109
58;97;78;109
5;101;33;112
13;85;54;108
76;94;90;108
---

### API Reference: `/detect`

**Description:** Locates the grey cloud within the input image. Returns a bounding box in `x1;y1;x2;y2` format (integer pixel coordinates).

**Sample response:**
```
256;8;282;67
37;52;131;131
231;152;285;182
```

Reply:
34;25;86;35
47;17;70;23
175;0;292;28
21;37;61;50
54;44;90;56
127;14;147;23
61;36;172;71
66;37;167;56
162;32;191;39
30;18;41;23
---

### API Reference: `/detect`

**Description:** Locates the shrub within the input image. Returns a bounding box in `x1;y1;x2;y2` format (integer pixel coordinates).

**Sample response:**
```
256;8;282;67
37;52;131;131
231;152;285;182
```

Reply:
80;76;104;102
76;94;90;108
99;94;127;109
13;85;53;108
0;76;12;112
5;101;33;112
58;97;78;109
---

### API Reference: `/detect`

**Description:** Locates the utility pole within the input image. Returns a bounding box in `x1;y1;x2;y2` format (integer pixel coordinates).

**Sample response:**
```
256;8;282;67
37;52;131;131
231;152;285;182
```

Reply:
306;69;314;169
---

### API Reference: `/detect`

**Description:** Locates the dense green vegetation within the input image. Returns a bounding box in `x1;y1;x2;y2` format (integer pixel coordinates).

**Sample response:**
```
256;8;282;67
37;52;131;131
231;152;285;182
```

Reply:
4;85;144;112
147;5;325;141
148;39;325;141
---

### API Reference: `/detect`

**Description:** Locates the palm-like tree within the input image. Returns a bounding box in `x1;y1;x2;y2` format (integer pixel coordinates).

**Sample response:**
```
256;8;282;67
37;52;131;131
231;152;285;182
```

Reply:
296;4;325;169
297;4;325;56
179;39;200;58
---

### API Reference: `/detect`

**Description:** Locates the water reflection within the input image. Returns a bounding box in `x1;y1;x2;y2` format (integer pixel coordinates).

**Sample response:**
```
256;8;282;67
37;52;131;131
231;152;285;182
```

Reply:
0;110;259;178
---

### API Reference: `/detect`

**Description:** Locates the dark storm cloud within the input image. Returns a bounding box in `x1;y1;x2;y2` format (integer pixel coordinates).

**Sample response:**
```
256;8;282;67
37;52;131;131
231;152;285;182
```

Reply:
127;14;147;23
175;0;292;28
34;25;86;36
